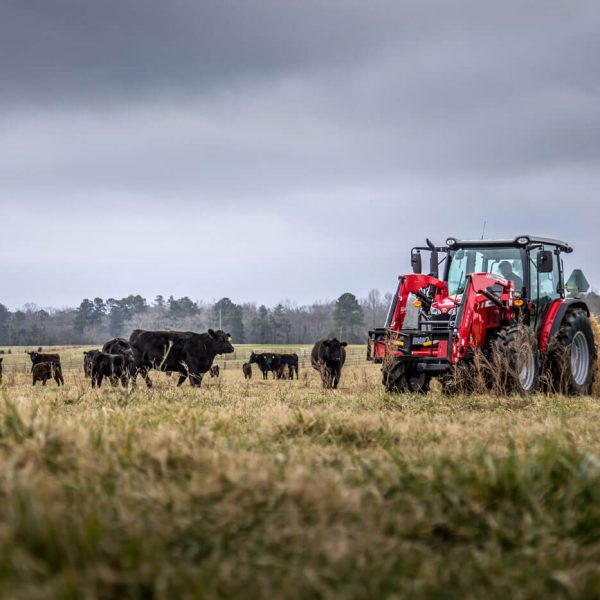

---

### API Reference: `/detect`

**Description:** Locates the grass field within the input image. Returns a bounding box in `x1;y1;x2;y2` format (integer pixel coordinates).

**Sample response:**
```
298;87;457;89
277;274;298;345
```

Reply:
0;349;600;598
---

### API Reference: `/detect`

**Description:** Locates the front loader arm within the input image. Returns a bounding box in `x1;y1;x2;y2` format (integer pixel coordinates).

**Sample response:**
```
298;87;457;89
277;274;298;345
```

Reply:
452;273;515;362
388;274;448;330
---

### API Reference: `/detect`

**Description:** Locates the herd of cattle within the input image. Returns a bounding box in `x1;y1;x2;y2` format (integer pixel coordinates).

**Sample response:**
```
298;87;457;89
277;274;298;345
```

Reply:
0;329;350;390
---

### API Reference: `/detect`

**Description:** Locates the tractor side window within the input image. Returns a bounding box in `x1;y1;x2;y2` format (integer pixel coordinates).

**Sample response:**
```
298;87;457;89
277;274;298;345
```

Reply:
530;246;561;308
447;251;469;296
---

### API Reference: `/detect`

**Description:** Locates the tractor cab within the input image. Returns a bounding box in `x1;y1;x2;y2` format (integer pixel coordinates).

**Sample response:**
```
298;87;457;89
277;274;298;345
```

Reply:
441;236;571;328
369;236;595;396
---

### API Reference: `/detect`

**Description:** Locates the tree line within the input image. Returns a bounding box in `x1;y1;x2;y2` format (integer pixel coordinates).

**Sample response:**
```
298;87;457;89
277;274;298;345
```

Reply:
0;290;393;346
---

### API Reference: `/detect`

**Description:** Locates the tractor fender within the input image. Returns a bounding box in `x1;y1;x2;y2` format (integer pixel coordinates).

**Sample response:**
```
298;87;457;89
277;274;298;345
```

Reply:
538;298;590;352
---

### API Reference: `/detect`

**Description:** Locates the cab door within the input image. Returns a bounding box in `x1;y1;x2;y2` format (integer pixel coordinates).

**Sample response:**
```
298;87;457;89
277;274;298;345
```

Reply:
529;245;562;328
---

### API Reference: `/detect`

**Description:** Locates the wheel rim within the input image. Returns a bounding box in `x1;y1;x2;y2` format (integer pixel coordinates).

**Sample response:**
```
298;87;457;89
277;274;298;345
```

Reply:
571;331;590;386
517;345;536;391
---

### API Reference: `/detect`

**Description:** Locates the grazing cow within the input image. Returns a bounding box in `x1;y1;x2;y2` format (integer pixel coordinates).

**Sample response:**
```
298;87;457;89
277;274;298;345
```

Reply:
32;362;63;386
249;352;281;380
27;352;64;385
129;329;234;388
242;362;252;379
280;353;299;380
0;357;3;384
102;338;130;355
209;365;220;378
91;351;134;388
311;338;348;389
83;350;101;378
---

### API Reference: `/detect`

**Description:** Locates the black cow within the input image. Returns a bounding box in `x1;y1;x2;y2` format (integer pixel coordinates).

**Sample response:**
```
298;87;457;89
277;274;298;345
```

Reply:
280;353;299;380
102;338;130;354
268;354;283;379
32;362;63;386
249;352;281;380
209;365;220;378
27;352;64;385
27;351;61;366
242;362;252;379
311;338;348;389
83;350;101;378
129;329;234;388
91;351;134;388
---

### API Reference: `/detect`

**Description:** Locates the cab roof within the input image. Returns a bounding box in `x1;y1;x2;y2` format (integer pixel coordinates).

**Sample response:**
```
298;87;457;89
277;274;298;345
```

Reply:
446;235;573;253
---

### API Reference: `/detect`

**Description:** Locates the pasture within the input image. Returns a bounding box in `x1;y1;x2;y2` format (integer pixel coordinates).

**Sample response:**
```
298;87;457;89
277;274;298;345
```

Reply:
0;347;599;598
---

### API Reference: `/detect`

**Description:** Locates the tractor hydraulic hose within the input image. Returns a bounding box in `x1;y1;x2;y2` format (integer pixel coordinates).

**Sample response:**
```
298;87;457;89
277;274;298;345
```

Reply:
415;290;433;308
481;288;503;308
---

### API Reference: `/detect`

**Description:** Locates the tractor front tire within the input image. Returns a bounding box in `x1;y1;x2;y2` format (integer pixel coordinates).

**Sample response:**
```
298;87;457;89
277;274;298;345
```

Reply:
382;361;430;394
493;324;540;394
382;361;407;393
405;367;431;394
549;308;596;395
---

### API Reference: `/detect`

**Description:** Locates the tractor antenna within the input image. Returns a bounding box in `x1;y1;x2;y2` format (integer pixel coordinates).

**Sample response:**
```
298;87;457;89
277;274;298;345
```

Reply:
480;220;487;240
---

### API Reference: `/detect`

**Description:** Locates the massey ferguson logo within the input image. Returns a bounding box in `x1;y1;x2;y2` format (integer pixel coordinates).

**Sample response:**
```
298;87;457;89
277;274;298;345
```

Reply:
489;273;508;285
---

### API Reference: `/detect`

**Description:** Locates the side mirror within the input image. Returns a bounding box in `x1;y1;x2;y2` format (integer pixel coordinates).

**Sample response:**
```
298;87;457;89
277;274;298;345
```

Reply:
411;250;422;274
426;238;439;278
537;250;553;273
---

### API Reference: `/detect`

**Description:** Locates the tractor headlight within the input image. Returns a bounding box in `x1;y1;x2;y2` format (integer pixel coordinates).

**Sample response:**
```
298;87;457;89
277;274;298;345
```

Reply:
516;236;530;246
446;237;458;247
512;290;524;307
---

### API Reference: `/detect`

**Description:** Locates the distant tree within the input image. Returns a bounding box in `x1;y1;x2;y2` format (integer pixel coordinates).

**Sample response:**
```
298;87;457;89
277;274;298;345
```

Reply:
154;295;165;308
74;299;95;334
250;305;272;343
361;288;390;329
213;297;244;342
333;292;365;343
107;295;148;337
270;304;292;344
168;296;199;320
0;304;11;345
92;298;106;325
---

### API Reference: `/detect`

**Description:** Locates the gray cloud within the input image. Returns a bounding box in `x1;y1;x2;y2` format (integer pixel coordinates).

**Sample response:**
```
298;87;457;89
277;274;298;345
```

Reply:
0;1;599;309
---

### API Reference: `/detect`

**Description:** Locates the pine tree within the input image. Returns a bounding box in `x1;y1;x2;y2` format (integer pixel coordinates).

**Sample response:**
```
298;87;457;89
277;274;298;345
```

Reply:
74;299;95;334
333;293;365;343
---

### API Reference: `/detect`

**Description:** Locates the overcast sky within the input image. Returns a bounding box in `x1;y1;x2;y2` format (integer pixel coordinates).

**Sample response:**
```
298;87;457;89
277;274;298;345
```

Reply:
1;1;599;310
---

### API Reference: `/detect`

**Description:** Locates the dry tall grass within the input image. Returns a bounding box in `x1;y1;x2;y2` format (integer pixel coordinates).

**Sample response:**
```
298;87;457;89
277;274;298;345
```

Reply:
0;361;599;598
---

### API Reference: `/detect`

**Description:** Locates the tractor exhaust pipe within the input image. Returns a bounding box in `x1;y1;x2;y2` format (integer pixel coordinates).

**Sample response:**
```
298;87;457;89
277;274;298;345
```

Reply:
426;238;438;278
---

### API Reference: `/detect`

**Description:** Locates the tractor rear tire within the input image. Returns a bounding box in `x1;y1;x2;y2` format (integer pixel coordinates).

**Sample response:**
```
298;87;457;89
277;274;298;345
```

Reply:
492;324;540;394
548;308;596;395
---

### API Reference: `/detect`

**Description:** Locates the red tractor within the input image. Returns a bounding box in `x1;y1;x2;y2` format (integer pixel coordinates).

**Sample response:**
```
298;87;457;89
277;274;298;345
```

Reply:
369;236;596;395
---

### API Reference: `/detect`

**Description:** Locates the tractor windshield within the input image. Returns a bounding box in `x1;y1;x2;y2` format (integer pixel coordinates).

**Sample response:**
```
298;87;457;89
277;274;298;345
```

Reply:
447;247;524;295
